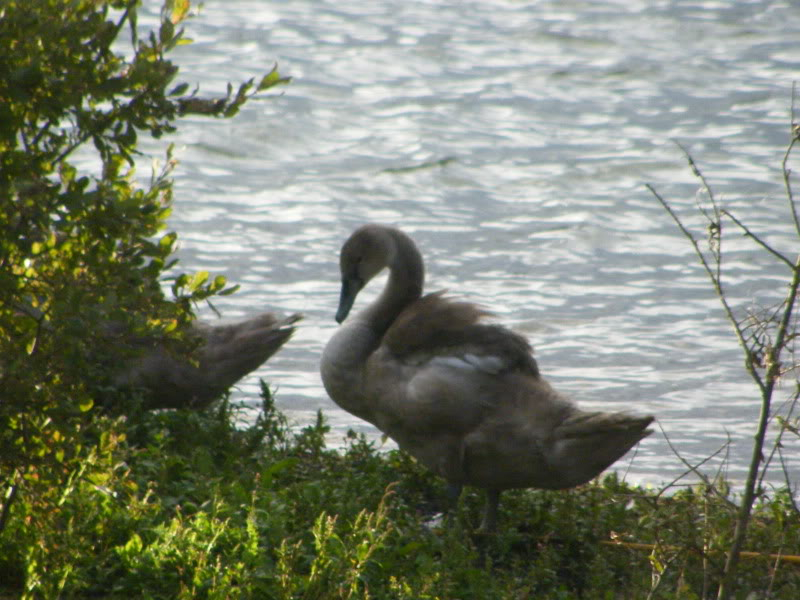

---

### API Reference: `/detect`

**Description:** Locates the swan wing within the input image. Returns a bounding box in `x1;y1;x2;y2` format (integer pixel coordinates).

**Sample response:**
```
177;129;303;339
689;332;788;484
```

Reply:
383;291;539;377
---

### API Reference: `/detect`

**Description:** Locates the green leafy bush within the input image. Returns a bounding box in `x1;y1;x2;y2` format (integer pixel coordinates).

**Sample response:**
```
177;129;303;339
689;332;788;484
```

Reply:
4;384;798;598
0;1;286;595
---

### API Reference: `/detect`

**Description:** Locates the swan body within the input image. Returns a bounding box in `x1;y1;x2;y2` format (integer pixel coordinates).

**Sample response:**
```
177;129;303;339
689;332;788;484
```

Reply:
116;312;301;409
321;224;653;531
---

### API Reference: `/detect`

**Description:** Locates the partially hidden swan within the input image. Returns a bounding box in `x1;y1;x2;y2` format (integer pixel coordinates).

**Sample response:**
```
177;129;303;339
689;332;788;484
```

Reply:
320;224;654;531
115;312;302;410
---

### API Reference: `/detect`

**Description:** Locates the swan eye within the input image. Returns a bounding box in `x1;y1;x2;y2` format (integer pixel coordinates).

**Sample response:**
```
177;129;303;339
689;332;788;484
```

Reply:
349;253;369;278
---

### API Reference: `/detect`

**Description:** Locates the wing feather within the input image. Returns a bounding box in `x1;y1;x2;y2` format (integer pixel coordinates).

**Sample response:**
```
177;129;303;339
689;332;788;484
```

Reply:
383;291;539;377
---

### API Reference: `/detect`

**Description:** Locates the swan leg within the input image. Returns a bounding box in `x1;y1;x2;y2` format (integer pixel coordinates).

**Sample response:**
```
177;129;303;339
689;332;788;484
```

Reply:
447;482;463;506
442;482;463;526
478;489;501;533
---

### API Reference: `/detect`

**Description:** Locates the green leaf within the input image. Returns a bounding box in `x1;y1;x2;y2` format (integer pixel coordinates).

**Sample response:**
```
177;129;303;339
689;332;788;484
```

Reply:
188;270;209;292
159;232;177;251
25;335;37;355
169;82;189;96
160;19;175;45
211;274;227;292
168;0;191;24
258;66;291;91
219;284;240;296
124;533;144;555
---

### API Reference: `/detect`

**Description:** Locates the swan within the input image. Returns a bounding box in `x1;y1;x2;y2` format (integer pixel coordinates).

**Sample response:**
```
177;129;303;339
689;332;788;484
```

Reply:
320;224;653;531
115;312;301;410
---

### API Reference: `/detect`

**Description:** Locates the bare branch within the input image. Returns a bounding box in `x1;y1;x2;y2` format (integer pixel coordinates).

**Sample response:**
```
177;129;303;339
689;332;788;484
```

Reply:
646;183;766;394
776;388;800;516
778;444;800;516
716;135;800;600
673;140;721;223
674;139;723;278
757;387;800;491
655;422;737;509
721;209;796;270
786;82;800;238
653;128;800;600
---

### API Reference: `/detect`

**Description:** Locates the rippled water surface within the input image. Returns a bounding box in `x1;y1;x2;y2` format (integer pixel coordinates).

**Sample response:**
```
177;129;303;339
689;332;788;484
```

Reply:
140;0;799;489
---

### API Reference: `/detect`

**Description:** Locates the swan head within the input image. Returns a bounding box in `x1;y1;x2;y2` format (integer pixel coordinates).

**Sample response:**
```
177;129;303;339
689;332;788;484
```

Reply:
335;225;393;323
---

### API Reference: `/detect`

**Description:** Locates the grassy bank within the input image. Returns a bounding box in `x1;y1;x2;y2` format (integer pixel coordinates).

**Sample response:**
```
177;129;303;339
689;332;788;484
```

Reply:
2;383;798;599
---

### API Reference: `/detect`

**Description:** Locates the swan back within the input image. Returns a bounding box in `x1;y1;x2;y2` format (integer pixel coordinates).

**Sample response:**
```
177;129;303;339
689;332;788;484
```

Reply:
384;291;539;378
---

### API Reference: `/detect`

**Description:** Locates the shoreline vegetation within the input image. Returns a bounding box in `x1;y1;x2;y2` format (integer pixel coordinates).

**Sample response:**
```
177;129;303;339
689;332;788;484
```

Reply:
2;1;799;598
2;387;800;599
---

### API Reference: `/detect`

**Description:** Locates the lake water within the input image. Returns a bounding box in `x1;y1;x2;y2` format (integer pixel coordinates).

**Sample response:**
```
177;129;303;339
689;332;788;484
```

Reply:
138;0;799;491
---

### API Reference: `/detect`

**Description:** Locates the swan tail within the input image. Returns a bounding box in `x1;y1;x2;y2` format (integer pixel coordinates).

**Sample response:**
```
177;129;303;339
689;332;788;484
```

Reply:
116;313;301;409
550;411;654;487
200;313;302;387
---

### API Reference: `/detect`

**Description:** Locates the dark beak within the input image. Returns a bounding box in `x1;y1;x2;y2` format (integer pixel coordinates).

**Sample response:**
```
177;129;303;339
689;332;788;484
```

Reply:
335;276;362;323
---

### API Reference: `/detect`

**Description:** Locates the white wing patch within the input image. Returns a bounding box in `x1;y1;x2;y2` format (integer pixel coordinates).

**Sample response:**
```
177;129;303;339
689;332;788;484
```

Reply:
427;353;507;375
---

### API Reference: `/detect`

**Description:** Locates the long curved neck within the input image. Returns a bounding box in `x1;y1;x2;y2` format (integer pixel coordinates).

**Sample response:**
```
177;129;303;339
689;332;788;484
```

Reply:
360;228;425;336
321;227;425;423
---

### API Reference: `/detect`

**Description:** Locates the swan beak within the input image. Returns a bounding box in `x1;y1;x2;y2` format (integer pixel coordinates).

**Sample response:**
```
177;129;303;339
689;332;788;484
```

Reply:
335;276;362;323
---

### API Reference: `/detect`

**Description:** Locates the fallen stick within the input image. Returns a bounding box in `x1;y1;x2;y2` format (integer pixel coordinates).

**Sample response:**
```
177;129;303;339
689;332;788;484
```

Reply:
601;540;800;566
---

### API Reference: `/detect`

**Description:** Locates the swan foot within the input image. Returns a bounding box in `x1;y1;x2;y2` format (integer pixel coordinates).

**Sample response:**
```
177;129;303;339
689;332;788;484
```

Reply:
476;489;501;534
441;481;463;527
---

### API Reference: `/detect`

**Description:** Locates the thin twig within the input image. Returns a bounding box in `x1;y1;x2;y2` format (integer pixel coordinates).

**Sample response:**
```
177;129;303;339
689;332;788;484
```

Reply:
766;538;788;597
757;385;800;491
721;209;796;270
29;118;54;150
785;82;800;239
674;140;724;282
655;422;737;509
646;184;765;394
674;140;721;226
777;384;800;515
650;134;800;600
602;540;800;566
717;158;800;600
778;445;800;516
712;432;732;489
718;273;798;599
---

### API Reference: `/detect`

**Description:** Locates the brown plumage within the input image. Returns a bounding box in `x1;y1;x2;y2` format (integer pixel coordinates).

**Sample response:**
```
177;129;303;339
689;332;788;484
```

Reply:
320;224;653;531
115;312;301;409
383;292;540;377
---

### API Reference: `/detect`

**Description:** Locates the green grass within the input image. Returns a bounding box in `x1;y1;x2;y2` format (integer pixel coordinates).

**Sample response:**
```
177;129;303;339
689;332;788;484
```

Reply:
2;382;799;599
